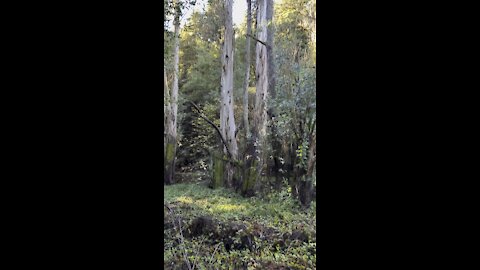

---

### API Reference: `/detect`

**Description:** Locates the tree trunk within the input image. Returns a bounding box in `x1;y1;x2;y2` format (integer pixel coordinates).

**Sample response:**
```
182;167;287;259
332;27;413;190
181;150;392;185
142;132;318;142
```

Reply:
239;0;252;192
210;151;225;189
299;128;316;207
264;0;283;189
306;129;316;177
242;0;252;142
220;0;238;188
164;2;181;185
172;2;180;143
242;0;269;196
164;67;170;152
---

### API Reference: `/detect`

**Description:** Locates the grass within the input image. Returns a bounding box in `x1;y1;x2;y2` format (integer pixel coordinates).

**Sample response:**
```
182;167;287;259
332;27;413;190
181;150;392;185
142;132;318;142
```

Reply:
164;182;316;270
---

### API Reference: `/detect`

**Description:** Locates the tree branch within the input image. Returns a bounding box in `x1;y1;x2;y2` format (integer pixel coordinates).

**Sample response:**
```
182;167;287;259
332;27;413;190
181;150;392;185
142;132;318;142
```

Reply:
188;100;233;159
246;33;269;48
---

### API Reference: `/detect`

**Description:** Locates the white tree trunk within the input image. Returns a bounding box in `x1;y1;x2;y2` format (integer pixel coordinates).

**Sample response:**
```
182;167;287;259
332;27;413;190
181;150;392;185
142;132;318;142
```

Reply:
164;2;181;185
171;6;180;140
244;0;269;193
164;67;170;144
254;0;268;145
220;0;238;186
242;0;252;140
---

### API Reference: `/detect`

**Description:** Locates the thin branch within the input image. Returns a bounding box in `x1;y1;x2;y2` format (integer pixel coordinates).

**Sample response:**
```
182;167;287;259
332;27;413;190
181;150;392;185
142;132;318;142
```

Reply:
246;33;269;48
188;100;233;159
209;243;223;265
177;217;192;270
166;203;193;270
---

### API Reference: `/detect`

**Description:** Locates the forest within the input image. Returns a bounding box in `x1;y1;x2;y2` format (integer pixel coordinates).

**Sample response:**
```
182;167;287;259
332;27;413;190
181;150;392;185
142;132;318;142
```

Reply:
164;0;316;269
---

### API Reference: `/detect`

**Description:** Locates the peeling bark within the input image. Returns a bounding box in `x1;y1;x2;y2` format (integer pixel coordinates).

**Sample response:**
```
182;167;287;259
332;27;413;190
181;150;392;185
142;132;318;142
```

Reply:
242;0;269;196
220;0;238;187
164;1;181;185
242;0;252;145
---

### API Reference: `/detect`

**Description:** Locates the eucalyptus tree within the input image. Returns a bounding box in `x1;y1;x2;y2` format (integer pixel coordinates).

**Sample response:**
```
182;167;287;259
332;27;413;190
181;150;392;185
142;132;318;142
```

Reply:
241;0;273;196
164;0;197;185
242;0;252;143
219;0;239;187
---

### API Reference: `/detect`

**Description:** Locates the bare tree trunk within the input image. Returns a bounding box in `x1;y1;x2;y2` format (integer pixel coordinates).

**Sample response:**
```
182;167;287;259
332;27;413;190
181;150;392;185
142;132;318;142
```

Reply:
263;0;283;189
172;2;180;143
165;2;180;185
299;127;316;207
242;0;268;196
164;67;170;152
254;0;268;148
239;0;252;191
306;129;316;177
242;0;252;141
220;0;238;188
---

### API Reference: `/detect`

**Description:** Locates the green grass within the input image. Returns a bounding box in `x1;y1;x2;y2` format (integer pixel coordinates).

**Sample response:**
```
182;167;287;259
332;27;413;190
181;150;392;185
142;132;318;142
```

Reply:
164;182;316;270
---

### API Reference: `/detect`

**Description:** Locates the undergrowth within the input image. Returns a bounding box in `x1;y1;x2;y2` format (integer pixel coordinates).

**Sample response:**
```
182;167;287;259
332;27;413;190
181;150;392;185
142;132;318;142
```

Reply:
164;182;316;270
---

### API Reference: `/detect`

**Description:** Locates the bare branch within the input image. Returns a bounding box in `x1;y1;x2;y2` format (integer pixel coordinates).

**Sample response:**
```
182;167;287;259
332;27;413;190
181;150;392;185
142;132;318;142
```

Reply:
246;33;269;48
209;243;223;265
166;203;193;270
188;100;233;159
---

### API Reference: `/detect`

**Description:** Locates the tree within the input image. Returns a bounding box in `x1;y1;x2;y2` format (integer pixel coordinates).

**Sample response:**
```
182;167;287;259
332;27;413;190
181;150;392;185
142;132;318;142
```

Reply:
264;0;284;189
164;0;182;185
272;0;316;203
241;0;272;196
219;0;238;187
165;0;199;184
242;0;252;143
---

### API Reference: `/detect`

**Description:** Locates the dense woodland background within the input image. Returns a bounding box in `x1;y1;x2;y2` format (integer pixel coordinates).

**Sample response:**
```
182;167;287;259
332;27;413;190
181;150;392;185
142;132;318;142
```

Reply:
164;0;316;269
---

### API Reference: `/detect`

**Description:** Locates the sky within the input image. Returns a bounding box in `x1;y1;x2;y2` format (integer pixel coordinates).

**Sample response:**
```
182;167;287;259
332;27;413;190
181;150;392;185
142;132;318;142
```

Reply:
232;0;247;26
189;0;247;26
167;0;283;30
167;0;247;30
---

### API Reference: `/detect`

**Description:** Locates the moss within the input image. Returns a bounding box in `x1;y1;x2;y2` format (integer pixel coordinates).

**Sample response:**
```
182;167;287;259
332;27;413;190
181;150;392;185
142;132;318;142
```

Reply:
165;142;175;163
165;141;176;184
242;160;257;196
211;154;224;189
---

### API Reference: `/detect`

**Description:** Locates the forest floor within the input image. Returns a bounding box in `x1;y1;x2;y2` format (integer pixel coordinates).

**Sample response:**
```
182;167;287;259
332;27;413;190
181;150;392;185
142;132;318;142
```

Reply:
164;179;316;270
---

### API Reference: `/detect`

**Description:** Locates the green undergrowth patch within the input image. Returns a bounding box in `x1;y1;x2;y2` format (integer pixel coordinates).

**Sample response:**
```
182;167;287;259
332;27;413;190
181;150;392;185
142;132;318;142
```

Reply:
164;182;316;231
164;182;316;269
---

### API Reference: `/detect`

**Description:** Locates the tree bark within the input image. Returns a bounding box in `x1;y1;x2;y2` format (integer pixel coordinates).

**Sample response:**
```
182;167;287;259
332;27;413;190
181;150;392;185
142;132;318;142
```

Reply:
172;2;180;143
165;1;181;185
242;0;252;142
264;0;283;189
164;67;170;146
220;0;238;188
242;0;269;196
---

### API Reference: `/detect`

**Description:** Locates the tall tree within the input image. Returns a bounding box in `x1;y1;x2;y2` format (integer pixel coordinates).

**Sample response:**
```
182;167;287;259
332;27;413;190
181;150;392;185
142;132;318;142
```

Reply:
219;0;238;187
242;0;252;142
264;0;284;188
164;67;170;148
164;0;181;185
242;0;271;196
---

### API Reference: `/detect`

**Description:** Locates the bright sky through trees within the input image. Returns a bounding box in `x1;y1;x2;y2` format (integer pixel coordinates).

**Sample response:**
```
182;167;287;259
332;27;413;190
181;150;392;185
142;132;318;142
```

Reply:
167;0;245;28
167;0;282;30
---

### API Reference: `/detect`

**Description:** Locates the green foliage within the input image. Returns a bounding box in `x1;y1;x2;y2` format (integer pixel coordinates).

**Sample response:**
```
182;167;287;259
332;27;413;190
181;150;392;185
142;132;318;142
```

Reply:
164;182;316;270
266;0;316;177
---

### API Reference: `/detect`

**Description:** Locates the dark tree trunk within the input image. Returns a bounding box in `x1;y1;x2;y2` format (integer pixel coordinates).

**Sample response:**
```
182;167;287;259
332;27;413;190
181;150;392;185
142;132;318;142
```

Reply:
298;178;313;207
